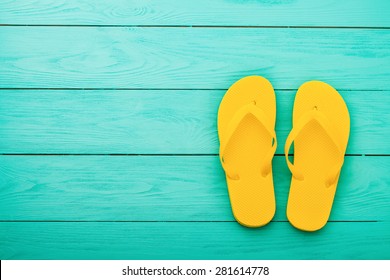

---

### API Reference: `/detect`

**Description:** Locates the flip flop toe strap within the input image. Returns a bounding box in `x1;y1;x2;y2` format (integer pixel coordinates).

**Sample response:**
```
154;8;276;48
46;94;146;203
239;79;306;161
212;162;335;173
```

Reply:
284;108;344;187
220;102;277;180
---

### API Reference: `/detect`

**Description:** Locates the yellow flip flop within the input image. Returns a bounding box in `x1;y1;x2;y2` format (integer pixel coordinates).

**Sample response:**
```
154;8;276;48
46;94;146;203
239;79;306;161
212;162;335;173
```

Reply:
285;81;350;231
218;76;277;228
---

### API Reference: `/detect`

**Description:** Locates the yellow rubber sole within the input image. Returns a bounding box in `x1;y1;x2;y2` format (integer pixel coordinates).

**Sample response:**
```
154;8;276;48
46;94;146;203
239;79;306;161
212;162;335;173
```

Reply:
286;81;350;231
218;76;277;228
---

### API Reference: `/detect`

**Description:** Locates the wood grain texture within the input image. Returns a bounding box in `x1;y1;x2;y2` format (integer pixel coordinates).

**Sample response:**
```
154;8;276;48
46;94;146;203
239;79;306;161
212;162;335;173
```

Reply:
0;27;389;89
0;0;389;27
0;90;388;154
0;155;389;222
1;221;389;259
1;0;389;261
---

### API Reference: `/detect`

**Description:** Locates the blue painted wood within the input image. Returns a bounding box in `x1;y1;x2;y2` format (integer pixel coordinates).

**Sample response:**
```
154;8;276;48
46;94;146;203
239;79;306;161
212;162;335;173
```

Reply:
0;156;388;222
0;0;389;27
0;27;389;89
1;221;389;259
0;0;389;261
0;90;388;154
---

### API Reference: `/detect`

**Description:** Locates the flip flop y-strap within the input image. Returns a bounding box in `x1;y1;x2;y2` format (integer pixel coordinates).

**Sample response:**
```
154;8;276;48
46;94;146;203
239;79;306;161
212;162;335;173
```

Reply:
284;108;344;187
220;102;277;180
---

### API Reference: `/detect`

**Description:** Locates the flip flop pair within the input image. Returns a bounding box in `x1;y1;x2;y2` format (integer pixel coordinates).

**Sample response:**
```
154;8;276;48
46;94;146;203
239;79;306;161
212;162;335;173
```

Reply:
217;76;350;231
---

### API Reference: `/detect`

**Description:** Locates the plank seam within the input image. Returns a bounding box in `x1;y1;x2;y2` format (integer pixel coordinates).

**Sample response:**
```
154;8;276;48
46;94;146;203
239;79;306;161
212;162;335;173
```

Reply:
1;24;390;30
0;88;387;92
0;154;385;156
0;220;379;223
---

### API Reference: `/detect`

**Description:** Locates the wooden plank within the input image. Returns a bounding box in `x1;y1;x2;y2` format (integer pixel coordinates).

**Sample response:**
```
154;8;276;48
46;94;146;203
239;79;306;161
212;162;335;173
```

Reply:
0;90;388;154
0;221;389;259
0;0;389;27
0;155;389;222
0;27;389;89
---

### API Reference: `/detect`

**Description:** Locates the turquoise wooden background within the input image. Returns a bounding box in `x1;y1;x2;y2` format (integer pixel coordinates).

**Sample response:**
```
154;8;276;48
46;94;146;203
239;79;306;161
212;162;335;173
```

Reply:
0;0;389;260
